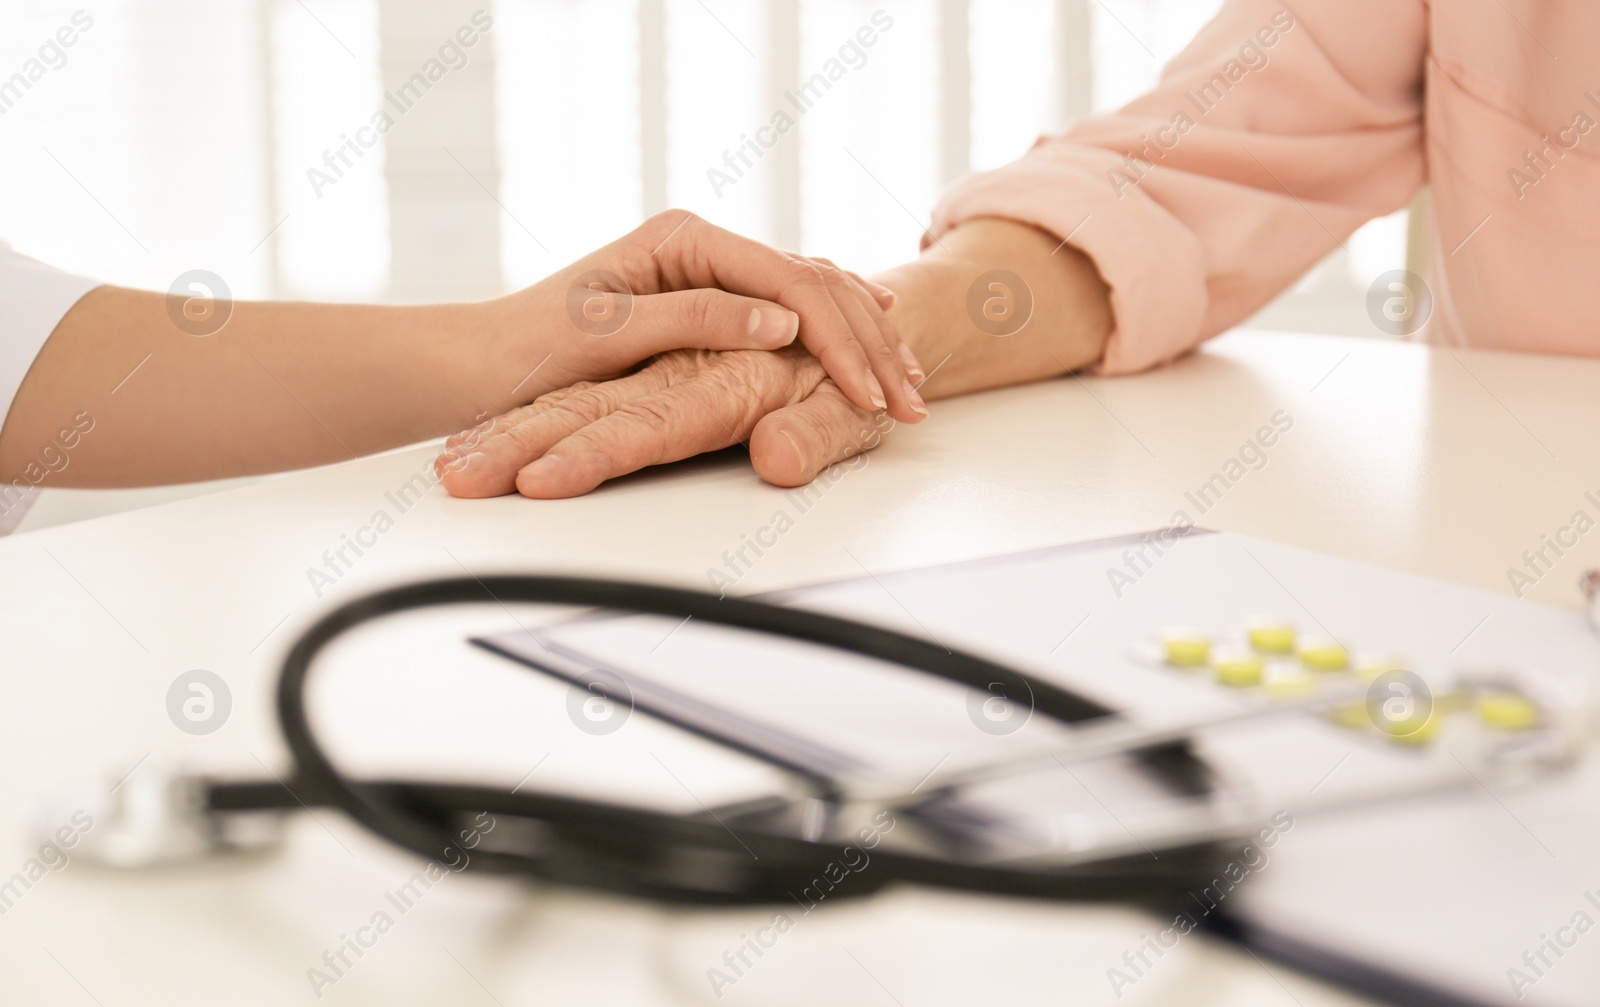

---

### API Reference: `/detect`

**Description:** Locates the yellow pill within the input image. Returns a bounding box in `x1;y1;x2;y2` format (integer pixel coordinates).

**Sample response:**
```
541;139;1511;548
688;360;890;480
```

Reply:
1354;656;1403;683
1298;639;1350;672
1160;628;1211;667
1329;703;1370;728
1247;620;1296;655
1476;691;1540;731
1385;708;1443;745
1212;651;1264;687
1264;669;1318;697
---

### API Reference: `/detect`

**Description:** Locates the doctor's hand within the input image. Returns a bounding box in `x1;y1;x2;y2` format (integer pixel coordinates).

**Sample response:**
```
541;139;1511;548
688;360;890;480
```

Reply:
434;345;893;498
3;211;923;487
495;210;927;424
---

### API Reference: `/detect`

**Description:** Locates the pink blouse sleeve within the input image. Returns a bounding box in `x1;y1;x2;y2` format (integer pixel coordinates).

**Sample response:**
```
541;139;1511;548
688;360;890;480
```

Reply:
929;0;1429;374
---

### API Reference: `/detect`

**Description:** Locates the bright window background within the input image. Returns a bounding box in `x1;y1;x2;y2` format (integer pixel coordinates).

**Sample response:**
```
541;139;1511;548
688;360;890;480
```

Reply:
798;0;941;272
1;0;1409;314
269;0;390;301
663;0;774;242
4;0;1411;529
0;0;272;295
969;0;1055;173
494;0;638;282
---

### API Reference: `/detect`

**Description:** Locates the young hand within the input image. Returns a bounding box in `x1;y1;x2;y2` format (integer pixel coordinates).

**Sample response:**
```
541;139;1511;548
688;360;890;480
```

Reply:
490;211;927;423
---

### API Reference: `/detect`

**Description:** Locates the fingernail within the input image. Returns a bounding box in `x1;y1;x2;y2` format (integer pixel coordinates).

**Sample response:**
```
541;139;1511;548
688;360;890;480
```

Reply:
521;453;564;481
873;283;897;307
866;373;888;411
446;419;493;451
897;343;925;382
438;451;484;476
779;429;807;472
749;305;800;346
903;379;928;416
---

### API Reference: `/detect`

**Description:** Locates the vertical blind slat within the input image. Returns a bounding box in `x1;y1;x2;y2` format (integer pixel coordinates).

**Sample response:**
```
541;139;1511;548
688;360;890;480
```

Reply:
765;0;802;250
1052;0;1092;125
638;0;668;216
257;0;283;296
938;0;971;185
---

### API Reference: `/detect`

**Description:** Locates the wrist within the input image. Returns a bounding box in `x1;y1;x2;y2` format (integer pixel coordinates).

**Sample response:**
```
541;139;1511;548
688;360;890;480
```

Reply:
874;257;961;393
466;286;562;417
874;218;1112;400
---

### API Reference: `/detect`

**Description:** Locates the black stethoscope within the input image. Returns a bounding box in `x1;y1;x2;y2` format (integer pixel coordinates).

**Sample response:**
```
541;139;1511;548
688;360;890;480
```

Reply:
81;572;1590;1007
203;575;1236;907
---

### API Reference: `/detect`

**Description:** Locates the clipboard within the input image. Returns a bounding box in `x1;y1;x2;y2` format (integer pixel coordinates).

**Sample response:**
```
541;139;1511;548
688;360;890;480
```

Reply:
474;529;1600;1007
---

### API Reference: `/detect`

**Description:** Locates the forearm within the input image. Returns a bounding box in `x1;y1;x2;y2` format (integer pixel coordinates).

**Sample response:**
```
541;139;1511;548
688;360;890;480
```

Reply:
0;286;517;486
874;217;1113;398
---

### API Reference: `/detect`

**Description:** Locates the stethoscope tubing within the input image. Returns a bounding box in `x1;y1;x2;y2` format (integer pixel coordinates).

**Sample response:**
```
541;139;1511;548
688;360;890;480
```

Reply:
196;571;1526;1005
244;574;1231;904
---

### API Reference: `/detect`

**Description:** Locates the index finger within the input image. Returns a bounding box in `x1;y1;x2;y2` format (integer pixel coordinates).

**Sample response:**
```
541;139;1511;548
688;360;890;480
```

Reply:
515;348;826;498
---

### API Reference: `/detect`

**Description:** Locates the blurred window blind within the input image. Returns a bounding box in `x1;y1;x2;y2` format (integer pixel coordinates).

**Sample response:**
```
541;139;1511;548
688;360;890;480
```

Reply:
0;0;272;295
269;0;389;301
0;0;1408;333
493;0;640;284
491;0;1408;303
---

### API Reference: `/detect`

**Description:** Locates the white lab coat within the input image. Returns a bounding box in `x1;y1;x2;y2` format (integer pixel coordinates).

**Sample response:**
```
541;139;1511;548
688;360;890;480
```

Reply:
0;240;101;533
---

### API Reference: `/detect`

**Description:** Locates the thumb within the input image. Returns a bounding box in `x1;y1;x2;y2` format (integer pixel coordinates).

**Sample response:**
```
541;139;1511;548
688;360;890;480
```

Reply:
748;379;891;487
590;289;800;361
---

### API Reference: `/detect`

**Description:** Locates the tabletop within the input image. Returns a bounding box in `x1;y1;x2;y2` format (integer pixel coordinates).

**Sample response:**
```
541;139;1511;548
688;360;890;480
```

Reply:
2;327;1596;1006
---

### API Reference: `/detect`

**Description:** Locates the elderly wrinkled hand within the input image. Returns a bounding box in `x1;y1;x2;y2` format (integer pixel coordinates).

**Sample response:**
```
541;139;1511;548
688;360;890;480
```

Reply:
435;345;895;499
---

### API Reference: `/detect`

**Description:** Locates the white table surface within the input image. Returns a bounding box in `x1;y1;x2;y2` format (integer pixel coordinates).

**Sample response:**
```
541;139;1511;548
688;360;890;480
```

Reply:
3;328;1596;1006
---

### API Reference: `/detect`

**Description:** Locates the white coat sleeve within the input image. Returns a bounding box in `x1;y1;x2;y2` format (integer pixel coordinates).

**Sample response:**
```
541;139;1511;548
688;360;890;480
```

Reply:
0;240;102;533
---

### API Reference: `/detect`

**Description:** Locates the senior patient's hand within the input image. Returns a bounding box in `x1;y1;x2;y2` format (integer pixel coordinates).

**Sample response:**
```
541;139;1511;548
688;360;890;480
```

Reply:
435;346;890;498
499;211;926;423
